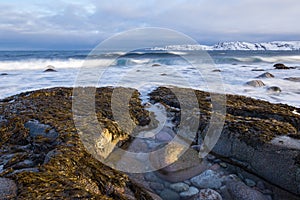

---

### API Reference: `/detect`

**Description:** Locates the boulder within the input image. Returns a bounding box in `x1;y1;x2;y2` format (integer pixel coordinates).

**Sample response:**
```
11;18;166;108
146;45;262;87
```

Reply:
190;170;223;189
245;80;265;87
267;86;281;93
150;143;209;182
43;65;57;72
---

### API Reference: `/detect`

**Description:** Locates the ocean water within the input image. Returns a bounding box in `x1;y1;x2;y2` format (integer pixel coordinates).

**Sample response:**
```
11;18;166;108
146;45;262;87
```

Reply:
0;50;299;107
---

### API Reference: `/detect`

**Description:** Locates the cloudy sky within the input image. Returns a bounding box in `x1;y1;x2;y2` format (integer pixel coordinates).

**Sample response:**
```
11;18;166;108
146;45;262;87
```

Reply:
1;0;300;49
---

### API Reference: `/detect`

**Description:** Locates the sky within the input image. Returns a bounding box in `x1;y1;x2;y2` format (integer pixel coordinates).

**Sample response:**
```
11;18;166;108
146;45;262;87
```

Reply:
0;0;300;50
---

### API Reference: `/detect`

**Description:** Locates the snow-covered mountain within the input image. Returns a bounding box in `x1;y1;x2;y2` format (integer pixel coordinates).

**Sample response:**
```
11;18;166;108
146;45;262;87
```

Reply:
151;41;300;51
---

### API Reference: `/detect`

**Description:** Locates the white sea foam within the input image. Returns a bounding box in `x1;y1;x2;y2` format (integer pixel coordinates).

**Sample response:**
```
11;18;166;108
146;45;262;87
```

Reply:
0;56;299;108
0;58;114;71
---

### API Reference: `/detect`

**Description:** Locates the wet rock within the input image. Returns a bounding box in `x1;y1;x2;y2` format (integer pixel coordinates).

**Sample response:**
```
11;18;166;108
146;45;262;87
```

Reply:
149;182;165;191
244;178;256;187
179;186;199;198
273;63;295;69
190;170;223;189
0;73;8;76
155;126;175;142
159;189;180;200
169;182;190;192
194;188;223;200
245;80;265;87
284;77;300;82
219;162;227;168
43;149;62;164
212;69;221;72
11;159;35;170
152;63;161;67
151;143;209;182
267;86;281;93
256;72;274;78
43;65;57;72
252;68;265;71
0;178;17;199
226;179;268;200
44;68;57;72
24;120;59;141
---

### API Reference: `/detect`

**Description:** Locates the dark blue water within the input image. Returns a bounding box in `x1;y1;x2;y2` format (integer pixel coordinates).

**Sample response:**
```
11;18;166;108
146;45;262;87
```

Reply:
1;50;300;65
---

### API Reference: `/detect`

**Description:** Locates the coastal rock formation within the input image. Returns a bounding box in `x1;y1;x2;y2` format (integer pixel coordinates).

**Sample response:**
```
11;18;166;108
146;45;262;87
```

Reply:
1;86;300;199
149;86;300;198
0;87;153;199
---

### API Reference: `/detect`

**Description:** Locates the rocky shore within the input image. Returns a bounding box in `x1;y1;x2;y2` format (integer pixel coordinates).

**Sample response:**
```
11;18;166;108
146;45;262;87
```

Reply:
0;86;299;199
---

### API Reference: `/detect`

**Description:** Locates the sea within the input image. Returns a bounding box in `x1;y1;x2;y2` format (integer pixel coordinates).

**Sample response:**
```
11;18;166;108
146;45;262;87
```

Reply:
0;50;299;108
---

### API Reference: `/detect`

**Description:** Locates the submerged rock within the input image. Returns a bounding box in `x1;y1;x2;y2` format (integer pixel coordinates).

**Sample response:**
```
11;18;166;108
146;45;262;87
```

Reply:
256;72;274;78
284;77;300;82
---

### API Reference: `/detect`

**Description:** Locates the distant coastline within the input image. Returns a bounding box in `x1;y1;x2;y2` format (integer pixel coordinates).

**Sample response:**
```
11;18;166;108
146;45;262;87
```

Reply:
151;41;300;51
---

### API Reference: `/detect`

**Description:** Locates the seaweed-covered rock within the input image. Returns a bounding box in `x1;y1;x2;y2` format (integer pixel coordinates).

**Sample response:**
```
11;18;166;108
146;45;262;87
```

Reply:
0;87;153;199
273;63;295;69
149;86;300;196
